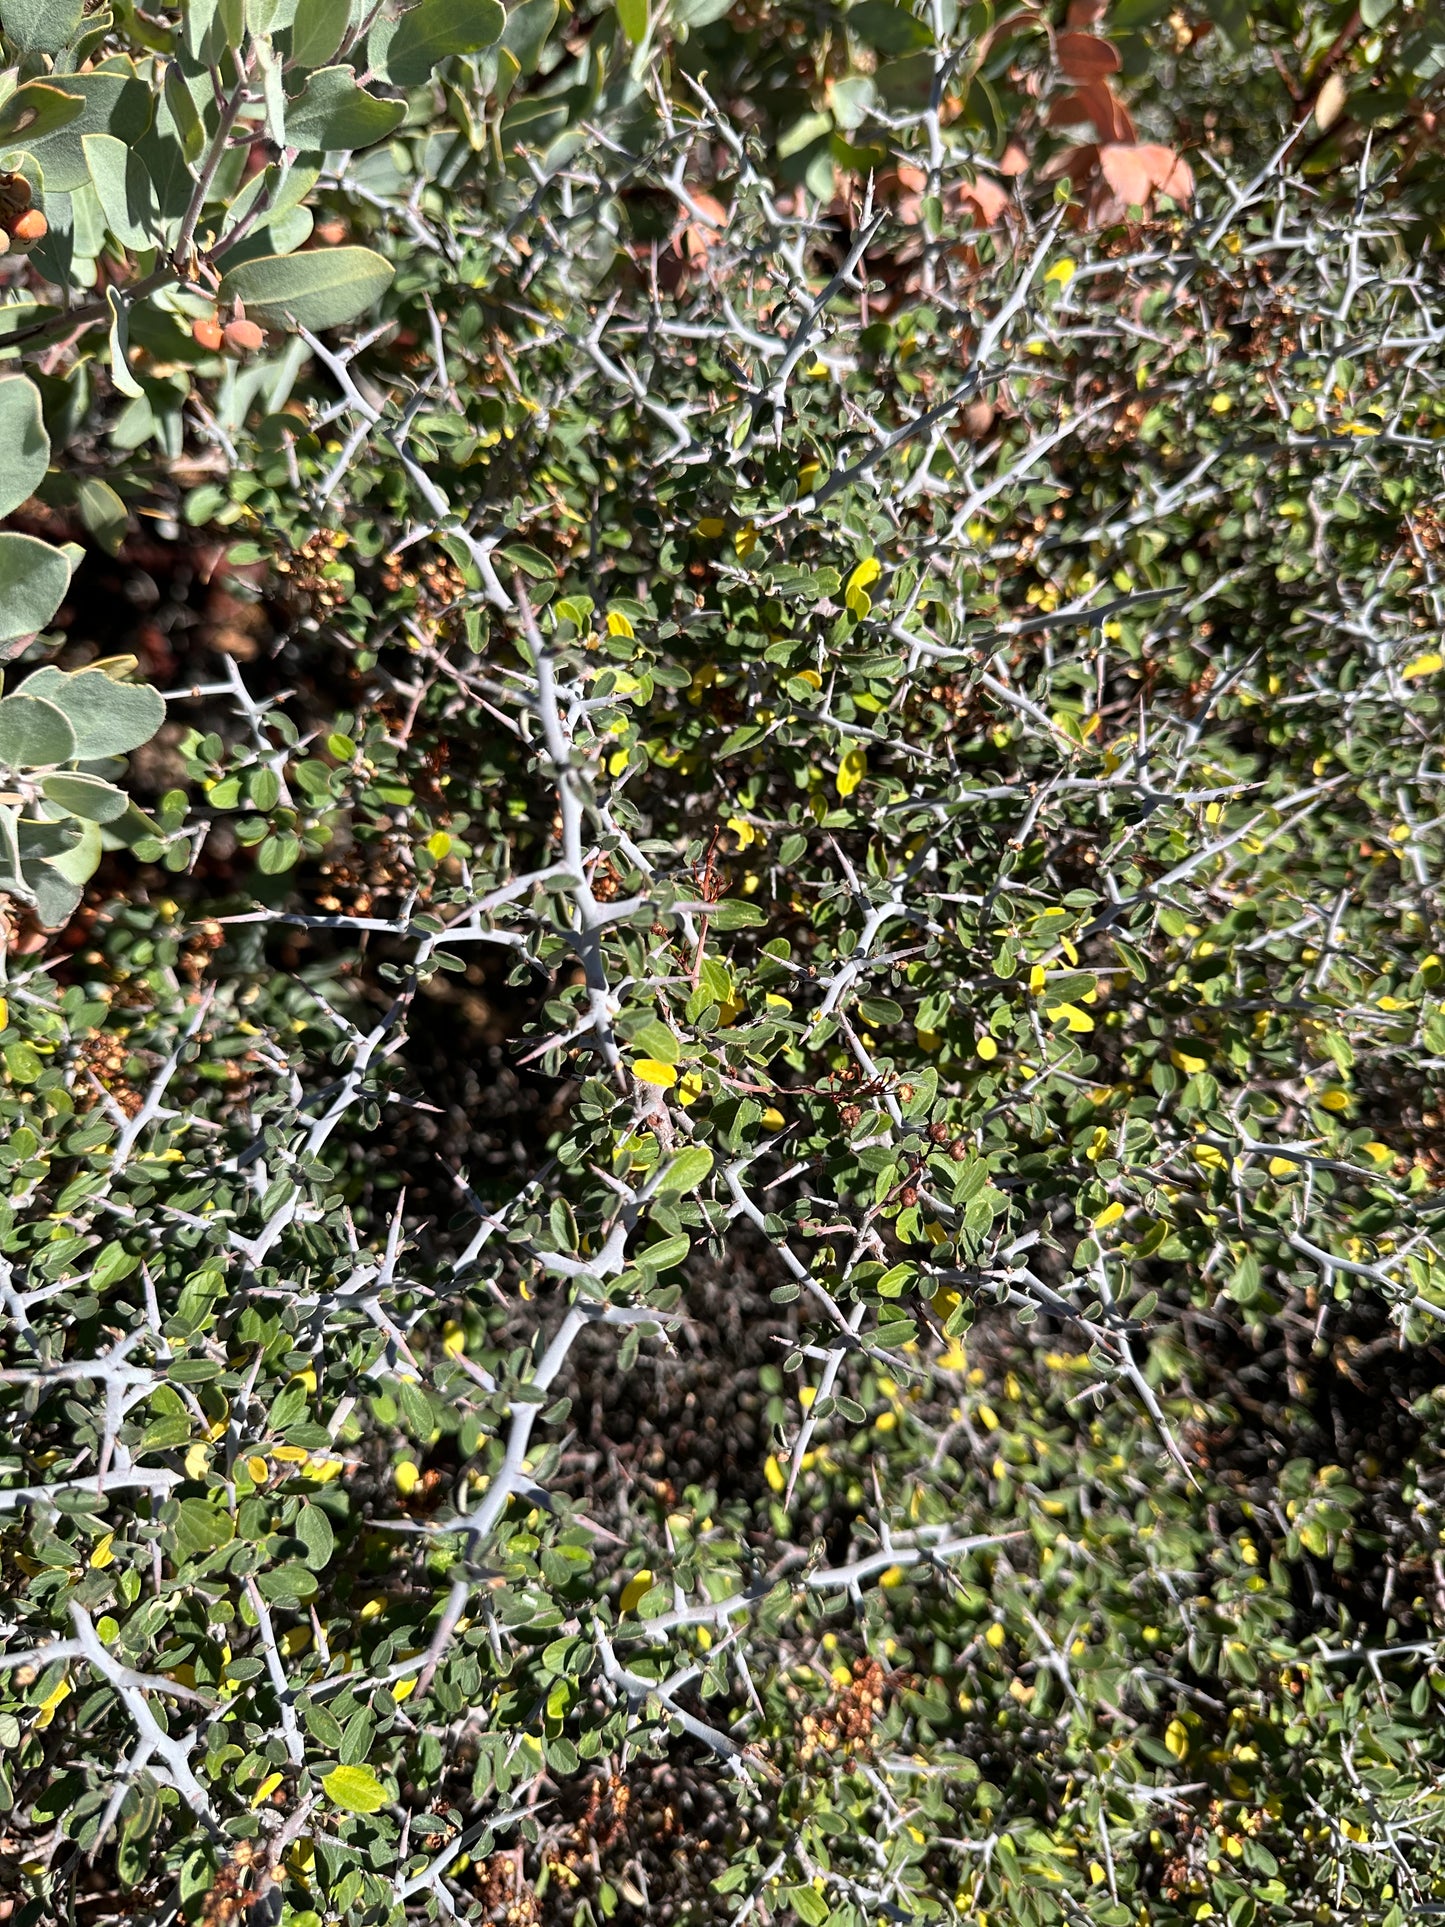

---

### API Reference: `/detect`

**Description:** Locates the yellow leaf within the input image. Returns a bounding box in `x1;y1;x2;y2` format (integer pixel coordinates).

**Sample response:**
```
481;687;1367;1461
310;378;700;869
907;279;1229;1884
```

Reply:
1193;1143;1228;1171
1046;1002;1094;1032
764;1454;785;1493
89;1532;115;1570
34;1677;71;1730
442;1320;466;1357
726;814;756;848
1363;1142;1392;1164
426;831;451;861
676;1070;705;1106
245;1455;269;1484
606;608;635;638
879;1564;905;1588
1044;257;1075;285
632;1058;678;1088
394;1461;419;1494
761;1106;785;1129
1268;1156;1299;1179
608;748;629;776
984;1621;1006;1648
251;1772;284;1808
845;556;881;599
836;744;867;798
619;1569;654;1613
734;522;758;559
1404;652;1443;679
1317;1089;1350;1112
1170;1048;1207;1075
695;517;725;539
392;1676;418;1702
1093;1202;1125;1228
1164;1718;1189;1760
976;1035;998;1061
322;1764;389;1814
1028;964;1046;994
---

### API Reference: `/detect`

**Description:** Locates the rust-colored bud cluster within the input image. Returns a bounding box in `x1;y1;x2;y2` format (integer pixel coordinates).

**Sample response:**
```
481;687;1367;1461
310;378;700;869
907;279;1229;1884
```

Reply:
0;174;46;254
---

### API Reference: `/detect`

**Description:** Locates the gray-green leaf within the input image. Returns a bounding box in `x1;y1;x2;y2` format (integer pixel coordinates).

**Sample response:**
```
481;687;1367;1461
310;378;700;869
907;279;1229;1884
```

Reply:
84;132;161;249
0;693;73;766
0;534;71;648
219;247;395;332
0;378;49;521
285;66;406;152
39;772;128;822
0;0;86;58
289;0;351;65
19;667;164;757
386;0;504;85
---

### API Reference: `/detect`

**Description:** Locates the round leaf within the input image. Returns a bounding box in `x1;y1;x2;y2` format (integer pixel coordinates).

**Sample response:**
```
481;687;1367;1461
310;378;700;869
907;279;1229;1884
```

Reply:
19;667;164;757
0;378;49;521
0;534;72;647
0;694;76;767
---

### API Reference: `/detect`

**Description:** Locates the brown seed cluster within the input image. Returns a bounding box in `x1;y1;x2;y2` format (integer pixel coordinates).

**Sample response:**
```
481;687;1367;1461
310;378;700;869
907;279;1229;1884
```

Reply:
277;528;350;616
0;173;46;254
76;1030;143;1117
478;1848;542;1926
379;549;469;634
798;1657;887;1763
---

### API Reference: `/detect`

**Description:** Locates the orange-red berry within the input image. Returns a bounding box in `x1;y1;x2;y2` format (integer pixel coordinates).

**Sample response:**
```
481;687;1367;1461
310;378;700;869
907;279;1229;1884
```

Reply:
222;317;265;354
192;317;225;351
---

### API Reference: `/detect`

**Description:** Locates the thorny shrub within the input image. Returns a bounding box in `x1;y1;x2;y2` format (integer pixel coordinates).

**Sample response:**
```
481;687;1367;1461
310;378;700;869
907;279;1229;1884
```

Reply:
4;0;1445;1925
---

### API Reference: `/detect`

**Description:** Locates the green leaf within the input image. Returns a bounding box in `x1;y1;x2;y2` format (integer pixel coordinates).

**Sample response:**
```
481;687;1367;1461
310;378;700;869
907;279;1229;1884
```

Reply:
38;811;101;883
296;1502;336;1571
39;772;128;822
500;0;556;74
629;1017;680;1063
322;1764;389;1813
386;0;504;85
286;66;405;151
84;133;161;248
0;378;49;521
219;247;395;332
102;288;145;402
75;477;127;556
0;0;85;57
616;0;646;42
20;667;164;756
639;1232;690;1271
847;0;932;52
0;694;76;767
659;1145;713;1195
171;1497;235;1557
289;0;352;64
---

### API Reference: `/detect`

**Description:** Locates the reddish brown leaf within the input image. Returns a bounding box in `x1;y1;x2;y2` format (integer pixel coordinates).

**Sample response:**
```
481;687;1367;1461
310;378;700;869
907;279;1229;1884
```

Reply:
1057;30;1122;80
959;173;1011;224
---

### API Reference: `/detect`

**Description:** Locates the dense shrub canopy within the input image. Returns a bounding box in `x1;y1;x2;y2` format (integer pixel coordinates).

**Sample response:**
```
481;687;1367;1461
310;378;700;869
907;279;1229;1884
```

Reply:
4;1;1445;1925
